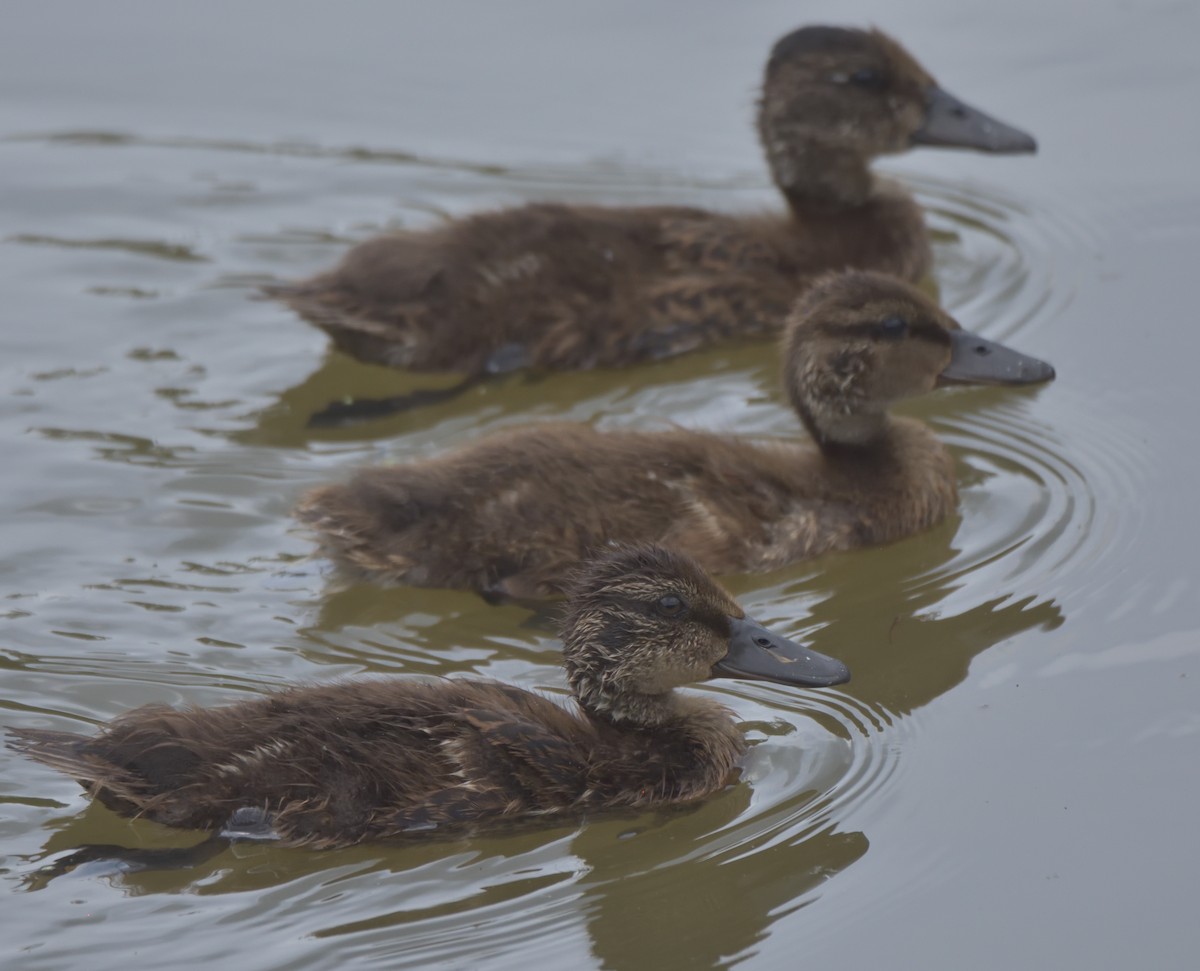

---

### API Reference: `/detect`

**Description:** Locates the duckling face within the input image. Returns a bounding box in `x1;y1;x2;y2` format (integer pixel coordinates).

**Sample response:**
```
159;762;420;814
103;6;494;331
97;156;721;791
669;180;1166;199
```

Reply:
759;27;1036;193
783;271;956;439
563;546;743;697
563;547;849;723
761;27;934;167
784;271;1056;445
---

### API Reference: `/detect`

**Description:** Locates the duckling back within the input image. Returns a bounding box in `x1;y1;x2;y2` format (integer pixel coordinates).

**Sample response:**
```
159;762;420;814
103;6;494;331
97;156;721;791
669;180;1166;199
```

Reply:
275;202;820;373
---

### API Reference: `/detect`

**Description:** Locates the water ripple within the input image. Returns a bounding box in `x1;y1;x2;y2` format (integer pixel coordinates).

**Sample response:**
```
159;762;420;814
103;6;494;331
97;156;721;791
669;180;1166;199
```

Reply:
915;173;1105;342
928;386;1147;611
703;684;904;861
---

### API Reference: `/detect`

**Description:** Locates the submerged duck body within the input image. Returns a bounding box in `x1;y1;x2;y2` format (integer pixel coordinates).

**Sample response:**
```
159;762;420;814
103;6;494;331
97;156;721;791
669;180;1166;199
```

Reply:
267;26;1036;376
8;547;850;847
297;271;1055;598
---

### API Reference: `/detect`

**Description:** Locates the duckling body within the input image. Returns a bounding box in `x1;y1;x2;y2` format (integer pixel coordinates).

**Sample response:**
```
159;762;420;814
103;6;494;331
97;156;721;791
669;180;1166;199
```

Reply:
267;27;1036;376
273;194;921;374
301;419;952;597
9;547;850;847
9;680;737;844
297;272;1055;598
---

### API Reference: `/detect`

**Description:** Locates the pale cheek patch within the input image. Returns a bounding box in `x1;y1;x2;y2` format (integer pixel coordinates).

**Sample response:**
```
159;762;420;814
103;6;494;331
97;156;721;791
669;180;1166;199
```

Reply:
632;643;715;694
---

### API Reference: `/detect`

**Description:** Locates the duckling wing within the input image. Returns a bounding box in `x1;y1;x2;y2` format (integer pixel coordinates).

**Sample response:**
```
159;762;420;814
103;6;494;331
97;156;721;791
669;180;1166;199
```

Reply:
365;706;590;838
457;707;590;806
629;273;796;360
267;203;708;374
267;202;818;373
657;214;785;275
606;215;797;361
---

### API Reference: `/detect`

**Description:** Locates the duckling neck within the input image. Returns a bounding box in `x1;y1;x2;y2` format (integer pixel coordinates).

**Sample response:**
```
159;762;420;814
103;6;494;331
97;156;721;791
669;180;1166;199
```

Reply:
577;684;736;738
768;144;876;211
578;686;684;730
795;399;891;451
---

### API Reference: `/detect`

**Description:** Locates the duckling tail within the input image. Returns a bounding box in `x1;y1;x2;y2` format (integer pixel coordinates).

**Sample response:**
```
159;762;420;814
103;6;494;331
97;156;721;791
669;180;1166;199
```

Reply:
7;727;93;777
9;722;209;824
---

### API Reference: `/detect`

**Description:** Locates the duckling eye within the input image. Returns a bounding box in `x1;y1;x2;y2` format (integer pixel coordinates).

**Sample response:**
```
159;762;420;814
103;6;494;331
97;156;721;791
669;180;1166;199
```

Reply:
832;68;888;88
879;316;909;340
655;594;687;618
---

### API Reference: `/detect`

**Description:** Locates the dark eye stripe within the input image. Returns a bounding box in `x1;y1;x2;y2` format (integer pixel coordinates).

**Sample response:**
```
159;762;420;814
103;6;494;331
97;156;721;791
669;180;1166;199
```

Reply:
849;68;888;87
603;595;732;636
813;321;949;344
828;68;889;87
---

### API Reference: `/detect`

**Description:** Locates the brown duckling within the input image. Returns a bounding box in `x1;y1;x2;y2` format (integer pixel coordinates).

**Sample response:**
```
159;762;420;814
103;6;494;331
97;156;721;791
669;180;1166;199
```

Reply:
296;271;1055;599
8;546;850;848
266;26;1036;380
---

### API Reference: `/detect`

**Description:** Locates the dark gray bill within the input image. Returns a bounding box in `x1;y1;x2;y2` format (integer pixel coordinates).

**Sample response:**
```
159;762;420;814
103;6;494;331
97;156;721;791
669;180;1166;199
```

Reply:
939;329;1056;386
912;86;1037;154
714;616;850;687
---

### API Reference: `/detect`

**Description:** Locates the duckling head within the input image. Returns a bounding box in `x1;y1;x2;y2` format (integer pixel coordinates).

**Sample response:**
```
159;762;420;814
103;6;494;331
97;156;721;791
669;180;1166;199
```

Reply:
783;271;1056;448
759;26;1036;205
562;546;849;727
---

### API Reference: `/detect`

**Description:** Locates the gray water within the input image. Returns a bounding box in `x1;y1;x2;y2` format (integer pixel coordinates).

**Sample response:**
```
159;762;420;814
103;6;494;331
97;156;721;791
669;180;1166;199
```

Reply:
2;1;1198;968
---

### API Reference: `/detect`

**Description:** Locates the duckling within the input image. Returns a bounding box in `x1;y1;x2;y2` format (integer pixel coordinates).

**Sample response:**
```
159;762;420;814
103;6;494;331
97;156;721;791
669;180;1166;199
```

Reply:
265;26;1036;382
296;271;1055;598
7;546;850;848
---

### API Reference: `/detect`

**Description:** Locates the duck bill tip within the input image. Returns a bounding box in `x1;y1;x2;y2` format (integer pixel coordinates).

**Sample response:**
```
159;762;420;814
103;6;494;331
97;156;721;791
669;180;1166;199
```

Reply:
912;85;1038;155
940;330;1057;387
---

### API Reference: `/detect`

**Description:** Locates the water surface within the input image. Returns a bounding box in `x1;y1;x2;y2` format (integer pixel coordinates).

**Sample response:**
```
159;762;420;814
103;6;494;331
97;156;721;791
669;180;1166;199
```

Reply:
2;1;1199;969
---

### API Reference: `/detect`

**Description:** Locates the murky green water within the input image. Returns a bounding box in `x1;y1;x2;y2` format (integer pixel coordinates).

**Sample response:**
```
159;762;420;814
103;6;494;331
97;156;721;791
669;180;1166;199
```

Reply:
2;1;1199;968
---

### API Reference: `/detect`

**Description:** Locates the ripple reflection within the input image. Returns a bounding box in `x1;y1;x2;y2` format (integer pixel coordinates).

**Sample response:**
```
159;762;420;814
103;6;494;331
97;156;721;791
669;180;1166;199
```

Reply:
917;172;1103;342
931;386;1146;611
